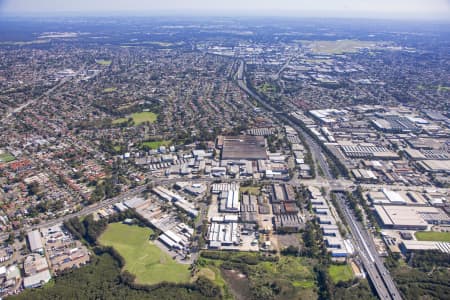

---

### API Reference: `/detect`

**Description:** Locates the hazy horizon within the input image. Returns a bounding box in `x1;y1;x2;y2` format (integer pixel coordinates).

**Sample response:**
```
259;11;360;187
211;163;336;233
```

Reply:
1;0;450;21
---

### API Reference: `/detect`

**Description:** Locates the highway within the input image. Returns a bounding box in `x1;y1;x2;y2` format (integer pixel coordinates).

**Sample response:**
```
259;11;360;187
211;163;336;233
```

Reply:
334;192;402;300
235;59;403;300
3;58;407;299
236;60;334;180
3;174;297;241
1;170;351;241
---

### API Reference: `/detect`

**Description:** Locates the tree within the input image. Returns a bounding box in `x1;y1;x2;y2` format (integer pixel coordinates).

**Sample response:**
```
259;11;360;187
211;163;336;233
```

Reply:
27;181;40;196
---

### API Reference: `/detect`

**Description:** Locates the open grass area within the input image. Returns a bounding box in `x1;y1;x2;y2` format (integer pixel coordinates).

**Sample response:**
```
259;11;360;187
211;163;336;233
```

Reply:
438;85;450;92
259;83;276;93
251;256;317;299
301;39;377;54
98;223;190;285
96;59;112;66
239;186;261;195
329;264;354;283
103;87;117;93
131;112;158;124
200;252;317;299
112;117;128;125
292;280;315;288
0;152;16;163
113;111;158;126
415;231;450;242
192;263;232;299
141;140;171;150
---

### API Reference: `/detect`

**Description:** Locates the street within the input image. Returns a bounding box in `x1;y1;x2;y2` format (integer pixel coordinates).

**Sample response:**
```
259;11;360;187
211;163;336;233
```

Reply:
236;60;403;300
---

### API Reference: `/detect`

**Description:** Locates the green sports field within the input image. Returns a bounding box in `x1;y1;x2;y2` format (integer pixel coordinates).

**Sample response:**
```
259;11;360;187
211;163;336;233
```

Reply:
0;152;15;163
328;264;354;283
103;87;117;93
113;111;158;125
141;140;171;150
96;59;112;66
98;223;190;285
415;231;450;242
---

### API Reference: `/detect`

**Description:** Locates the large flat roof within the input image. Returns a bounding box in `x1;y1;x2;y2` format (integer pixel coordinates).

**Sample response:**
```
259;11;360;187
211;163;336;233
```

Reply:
402;240;450;254
27;230;43;252
420;160;450;173
24;269;51;288
374;205;445;229
221;135;267;160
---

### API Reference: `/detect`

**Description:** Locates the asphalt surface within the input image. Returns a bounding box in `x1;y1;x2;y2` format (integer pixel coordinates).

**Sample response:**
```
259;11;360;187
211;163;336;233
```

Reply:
1;177;219;240
4;65;86;120
2;59;405;299
334;192;402;300
236;60;333;180
236;60;402;300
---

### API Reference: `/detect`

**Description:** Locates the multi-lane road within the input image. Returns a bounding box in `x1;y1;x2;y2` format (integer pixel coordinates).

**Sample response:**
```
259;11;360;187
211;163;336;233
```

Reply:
3;64;86;120
334;192;402;300
236;60;334;180
3;58;409;299
236;59;403;300
0;177;217;240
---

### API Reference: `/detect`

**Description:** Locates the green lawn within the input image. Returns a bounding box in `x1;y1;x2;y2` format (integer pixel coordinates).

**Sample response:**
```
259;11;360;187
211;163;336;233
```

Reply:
103;87;117;93
438;85;450;92
141;140;171;150
199;253;317;299
98;223;190;285
301;39;376;54
415;231;450;242
292;280;315;288
259;83;276;93
0;152;15;163
113;111;158;126
329;264;354;283
96;59;112;66
240;186;261;195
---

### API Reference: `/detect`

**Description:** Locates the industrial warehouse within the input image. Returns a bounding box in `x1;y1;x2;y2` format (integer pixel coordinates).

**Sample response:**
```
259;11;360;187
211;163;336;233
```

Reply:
219;135;267;160
374;205;450;230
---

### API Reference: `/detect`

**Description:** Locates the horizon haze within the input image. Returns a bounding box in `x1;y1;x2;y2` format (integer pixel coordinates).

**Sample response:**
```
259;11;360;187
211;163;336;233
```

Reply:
1;0;450;21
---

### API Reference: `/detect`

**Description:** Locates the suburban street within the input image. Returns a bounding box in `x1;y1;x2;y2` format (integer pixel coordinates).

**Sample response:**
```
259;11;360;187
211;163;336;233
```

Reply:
4;64;86;120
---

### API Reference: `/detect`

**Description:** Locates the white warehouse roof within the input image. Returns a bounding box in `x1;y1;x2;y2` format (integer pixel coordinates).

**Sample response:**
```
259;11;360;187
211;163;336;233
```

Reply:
27;230;43;252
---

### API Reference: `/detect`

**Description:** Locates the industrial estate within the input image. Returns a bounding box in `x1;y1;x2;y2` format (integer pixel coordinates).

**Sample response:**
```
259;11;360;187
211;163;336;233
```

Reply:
0;9;449;300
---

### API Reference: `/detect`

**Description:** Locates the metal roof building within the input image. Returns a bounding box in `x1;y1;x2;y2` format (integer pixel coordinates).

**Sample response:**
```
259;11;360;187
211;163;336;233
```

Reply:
23;269;51;289
27;230;43;254
221;135;267;160
374;205;450;230
401;240;450;254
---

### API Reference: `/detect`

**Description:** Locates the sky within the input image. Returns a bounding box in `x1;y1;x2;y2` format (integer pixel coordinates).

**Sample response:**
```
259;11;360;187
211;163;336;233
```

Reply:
1;0;450;20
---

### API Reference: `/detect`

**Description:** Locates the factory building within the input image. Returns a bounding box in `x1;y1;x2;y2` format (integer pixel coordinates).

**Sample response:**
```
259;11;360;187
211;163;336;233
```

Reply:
368;189;407;205
27;230;43;254
220;135;267;160
219;189;240;212
371;116;420;133
241;194;258;223
374;205;450;230
207;220;240;249
340;144;398;160
23;269;51;289
400;240;450;254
